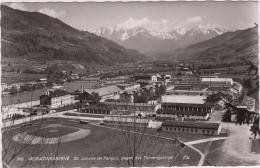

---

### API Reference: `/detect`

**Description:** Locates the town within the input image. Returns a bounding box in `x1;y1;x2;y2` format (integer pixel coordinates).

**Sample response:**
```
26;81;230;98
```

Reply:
2;60;259;167
1;2;259;167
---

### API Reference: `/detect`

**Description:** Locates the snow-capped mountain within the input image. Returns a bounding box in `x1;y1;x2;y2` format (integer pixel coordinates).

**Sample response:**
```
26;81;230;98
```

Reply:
89;19;226;57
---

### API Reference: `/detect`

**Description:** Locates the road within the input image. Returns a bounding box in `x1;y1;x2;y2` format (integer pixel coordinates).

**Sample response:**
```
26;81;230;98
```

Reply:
218;123;260;165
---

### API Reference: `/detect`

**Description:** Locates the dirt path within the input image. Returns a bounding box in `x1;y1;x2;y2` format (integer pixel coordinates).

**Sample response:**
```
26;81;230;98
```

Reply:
218;123;260;165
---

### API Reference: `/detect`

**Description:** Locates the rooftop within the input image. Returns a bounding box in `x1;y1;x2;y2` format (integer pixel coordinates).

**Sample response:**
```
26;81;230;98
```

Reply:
157;109;208;116
85;85;122;97
162;121;220;130
161;95;206;104
104;101;156;107
201;77;233;83
104;116;150;123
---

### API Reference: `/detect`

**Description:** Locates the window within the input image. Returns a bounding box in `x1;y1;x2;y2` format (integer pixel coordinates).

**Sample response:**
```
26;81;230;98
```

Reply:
187;129;189;132
182;128;185;132
207;130;210;134
195;129;198;133
191;129;193;132
211;131;214;134
202;130;205;133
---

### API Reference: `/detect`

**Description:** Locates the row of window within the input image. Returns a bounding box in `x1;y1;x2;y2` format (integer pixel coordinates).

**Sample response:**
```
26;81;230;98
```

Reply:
162;106;210;112
164;126;215;134
82;109;110;114
108;106;154;111
158;114;206;117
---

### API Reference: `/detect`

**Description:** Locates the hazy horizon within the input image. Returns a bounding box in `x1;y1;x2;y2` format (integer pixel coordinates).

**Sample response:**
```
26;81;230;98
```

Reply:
4;1;259;32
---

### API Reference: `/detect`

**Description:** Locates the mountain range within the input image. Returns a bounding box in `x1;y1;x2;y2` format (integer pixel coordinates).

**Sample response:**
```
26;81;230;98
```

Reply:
91;23;225;58
162;26;258;63
1;5;258;66
1;5;147;64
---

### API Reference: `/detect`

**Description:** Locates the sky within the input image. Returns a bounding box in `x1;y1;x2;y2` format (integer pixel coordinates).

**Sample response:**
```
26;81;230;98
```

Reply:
4;1;259;32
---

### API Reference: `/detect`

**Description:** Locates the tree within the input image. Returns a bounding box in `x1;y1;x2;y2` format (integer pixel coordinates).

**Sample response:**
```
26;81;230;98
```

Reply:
222;108;231;122
250;116;260;139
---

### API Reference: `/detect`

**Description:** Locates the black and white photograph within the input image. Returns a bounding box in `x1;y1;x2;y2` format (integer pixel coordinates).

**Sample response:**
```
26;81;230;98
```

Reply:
1;1;259;167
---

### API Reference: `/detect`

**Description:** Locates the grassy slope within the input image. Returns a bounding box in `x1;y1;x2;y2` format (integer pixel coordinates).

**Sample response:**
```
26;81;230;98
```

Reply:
1;5;148;64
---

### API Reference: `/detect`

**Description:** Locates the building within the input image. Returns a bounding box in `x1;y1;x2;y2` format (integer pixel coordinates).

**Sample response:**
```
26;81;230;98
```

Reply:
79;103;112;115
119;91;135;103
166;89;213;97
151;75;157;82
38;78;47;84
103;116;150;127
157;103;212;120
103;76;129;86
103;101;160;115
164;75;171;83
158;95;212;120
230;82;243;95
117;83;141;91
161;121;221;135
85;85;122;101
201;77;233;88
40;90;74;109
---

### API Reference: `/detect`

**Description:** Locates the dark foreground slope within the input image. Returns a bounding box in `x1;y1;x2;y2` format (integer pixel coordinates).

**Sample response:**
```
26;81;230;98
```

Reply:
1;5;148;64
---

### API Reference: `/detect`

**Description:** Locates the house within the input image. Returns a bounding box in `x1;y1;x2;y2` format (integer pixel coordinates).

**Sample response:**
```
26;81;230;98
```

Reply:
40;90;74;109
151;75;158;82
161;121;221;135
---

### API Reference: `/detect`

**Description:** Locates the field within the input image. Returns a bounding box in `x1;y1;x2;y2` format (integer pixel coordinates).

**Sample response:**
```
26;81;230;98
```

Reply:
28;126;78;138
3;118;201;167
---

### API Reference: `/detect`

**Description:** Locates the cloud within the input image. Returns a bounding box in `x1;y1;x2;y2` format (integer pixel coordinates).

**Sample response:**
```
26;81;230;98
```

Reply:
116;17;175;33
186;16;202;23
38;8;66;18
7;3;27;11
113;16;203;33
